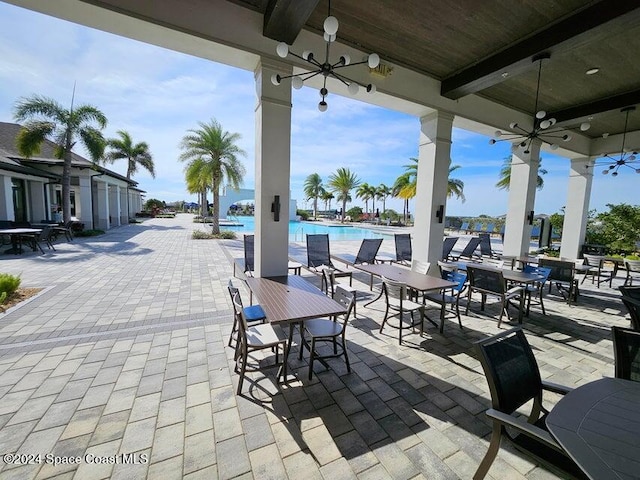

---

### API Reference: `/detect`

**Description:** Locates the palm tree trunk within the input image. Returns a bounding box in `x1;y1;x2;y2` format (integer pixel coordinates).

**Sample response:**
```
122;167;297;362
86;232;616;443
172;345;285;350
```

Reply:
212;176;220;234
127;157;133;180
341;199;347;223
313;197;318;220
201;189;207;221
382;197;386;213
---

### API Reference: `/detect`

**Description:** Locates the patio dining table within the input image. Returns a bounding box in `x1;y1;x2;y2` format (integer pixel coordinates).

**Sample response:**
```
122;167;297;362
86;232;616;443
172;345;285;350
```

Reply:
546;377;640;480
0;228;42;254
245;275;346;381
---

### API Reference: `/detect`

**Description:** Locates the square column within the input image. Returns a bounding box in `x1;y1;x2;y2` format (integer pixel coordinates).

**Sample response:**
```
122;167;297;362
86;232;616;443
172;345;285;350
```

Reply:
503;142;541;257
560;157;594;259
254;58;292;277
94;181;109;230
78;177;92;227
0;176;14;221
413;111;454;271
29;181;46;222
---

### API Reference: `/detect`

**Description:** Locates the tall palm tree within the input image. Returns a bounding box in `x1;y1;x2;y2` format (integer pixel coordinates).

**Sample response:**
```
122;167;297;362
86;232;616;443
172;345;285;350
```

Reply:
495;156;547;191
104;130;155;180
179;119;246;234
13;94;107;223
184;158;210;218
392;173;412;223
447;165;465;202
303;173;324;220
321;190;334;212
328;167;361;223
356;182;374;216
376;184;392;215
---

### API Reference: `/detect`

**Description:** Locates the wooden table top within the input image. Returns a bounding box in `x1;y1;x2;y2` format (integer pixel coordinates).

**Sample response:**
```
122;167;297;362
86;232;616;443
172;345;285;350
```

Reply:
353;263;456;292
0;228;42;234
245;275;346;324
546;377;640;480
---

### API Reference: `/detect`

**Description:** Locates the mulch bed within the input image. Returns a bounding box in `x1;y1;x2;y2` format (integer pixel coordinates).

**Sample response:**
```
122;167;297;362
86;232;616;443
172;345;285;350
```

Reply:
1;288;43;312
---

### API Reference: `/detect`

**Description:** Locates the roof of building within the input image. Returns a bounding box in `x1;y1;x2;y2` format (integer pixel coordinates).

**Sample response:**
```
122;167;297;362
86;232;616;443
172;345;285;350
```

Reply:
0;122;139;186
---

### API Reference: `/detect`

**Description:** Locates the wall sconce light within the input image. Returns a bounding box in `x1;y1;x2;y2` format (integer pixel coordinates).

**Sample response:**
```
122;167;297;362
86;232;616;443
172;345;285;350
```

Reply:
271;195;281;222
527;210;535;225
435;205;444;224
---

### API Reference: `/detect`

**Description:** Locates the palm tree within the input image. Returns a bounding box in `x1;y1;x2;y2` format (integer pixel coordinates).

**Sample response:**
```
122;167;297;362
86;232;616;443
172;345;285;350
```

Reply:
447;165;465;202
495;156;548;191
356;183;374;216
303;173;324;220
376;184;392;214
328;167;361;223
104;130;155;180
392;173;412;223
321;190;334;212
179;119;246;234
13;94;107;223
184;158;210;219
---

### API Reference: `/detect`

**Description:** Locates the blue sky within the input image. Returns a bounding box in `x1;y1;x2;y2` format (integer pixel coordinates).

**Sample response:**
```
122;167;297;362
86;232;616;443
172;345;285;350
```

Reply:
0;2;636;217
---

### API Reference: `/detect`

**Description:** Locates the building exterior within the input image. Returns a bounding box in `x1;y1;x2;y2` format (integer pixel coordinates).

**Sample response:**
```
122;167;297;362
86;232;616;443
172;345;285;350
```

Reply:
0;122;145;230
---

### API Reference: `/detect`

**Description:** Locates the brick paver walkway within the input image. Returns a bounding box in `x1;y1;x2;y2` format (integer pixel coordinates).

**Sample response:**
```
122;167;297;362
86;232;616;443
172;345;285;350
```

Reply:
0;215;631;479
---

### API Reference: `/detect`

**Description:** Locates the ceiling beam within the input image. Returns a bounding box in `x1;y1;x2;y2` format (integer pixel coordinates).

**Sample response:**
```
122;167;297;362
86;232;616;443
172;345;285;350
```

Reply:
440;0;640;100
550;89;640;124
263;0;320;44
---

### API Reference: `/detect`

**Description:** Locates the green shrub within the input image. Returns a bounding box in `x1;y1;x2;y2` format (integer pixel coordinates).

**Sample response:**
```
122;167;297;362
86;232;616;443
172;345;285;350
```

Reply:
346;206;363;222
192;230;236;240
74;229;105;237
297;209;310;221
0;273;21;302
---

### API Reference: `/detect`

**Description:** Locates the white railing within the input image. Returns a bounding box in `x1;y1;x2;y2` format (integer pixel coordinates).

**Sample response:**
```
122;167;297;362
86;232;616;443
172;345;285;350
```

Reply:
293;226;304;242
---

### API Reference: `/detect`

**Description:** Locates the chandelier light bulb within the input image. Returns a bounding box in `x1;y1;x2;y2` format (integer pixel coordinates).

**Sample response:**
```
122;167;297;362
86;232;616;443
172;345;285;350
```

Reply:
318;101;328;112
291;76;303;89
320;87;328;98
494;130;502;138
563;134;572;142
548;118;556;126
603;169;609;174
348;82;359;95
509;122;518;129
580;122;591;131
324;33;336;42
539;120;551;129
340;54;350;66
550;144;559;150
302;50;313;61
367;53;380;68
270;74;281;86
612;171;618;177
489;139;497;145
536;110;546;119
629;155;637;161
636;168;640;173
276;42;289;58
520;141;527;147
323;15;339;35
366;83;376;94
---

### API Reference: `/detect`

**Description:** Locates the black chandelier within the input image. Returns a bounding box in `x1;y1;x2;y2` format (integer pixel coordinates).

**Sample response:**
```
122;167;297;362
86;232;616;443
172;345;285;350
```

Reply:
489;53;590;154
270;0;380;111
591;106;640;176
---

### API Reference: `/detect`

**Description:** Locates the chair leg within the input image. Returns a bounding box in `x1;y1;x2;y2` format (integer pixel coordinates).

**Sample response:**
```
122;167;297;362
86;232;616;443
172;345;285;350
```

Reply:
380;306;389;334
539;291;546;315
228;316;238;347
236;348;248;395
473;423;502;480
308;338;316;380
342;335;351;373
299;328;306;360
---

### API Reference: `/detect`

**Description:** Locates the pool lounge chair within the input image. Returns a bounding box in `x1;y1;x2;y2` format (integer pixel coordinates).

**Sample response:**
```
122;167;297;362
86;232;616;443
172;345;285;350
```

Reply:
459;221;469;233
478;233;498;259
306;234;353;290
332;238;383;267
472;222;484;233
442;237;458;260
394;233;412;265
450;236;482;261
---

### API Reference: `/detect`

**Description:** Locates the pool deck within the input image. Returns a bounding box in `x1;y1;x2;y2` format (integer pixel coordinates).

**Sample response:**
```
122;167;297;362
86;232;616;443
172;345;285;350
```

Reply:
0;213;629;479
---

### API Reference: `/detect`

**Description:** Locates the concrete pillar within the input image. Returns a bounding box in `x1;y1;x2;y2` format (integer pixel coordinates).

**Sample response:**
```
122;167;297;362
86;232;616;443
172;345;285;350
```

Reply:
503;141;541;256
108;184;118;228
120;187;128;224
560;157;594;259
413;112;454;272
95;181;109;230
115;185;121;226
78;176;92;227
254;58;292;277
0;176;13;221
29;181;46;222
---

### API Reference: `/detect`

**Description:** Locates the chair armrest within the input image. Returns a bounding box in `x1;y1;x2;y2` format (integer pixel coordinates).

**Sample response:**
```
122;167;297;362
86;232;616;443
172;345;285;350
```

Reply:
485;408;564;453
541;380;573;396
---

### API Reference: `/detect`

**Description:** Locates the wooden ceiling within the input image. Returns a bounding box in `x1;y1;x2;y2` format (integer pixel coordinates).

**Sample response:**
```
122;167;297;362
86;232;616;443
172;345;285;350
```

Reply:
229;0;640;138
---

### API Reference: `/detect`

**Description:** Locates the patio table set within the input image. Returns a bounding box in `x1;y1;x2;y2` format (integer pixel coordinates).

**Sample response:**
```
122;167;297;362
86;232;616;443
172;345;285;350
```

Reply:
0;221;73;255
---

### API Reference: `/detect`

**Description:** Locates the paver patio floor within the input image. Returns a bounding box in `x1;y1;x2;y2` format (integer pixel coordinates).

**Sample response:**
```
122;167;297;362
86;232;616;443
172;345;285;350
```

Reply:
0;215;631;479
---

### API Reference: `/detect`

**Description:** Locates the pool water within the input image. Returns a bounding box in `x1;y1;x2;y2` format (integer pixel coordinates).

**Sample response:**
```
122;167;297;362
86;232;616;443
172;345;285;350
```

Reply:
222;216;385;241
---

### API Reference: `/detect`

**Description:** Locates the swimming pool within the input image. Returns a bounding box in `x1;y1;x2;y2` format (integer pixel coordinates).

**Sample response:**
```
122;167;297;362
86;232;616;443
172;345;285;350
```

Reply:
221;216;385;241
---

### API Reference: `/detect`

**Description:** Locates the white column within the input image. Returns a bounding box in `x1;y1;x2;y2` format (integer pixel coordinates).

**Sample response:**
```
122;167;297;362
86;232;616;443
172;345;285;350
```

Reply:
503;142;541;257
560;157;594;259
115;185;121;226
254;58;292;277
0;176;13;221
413;112;454;272
78;176;92;227
29;181;46;222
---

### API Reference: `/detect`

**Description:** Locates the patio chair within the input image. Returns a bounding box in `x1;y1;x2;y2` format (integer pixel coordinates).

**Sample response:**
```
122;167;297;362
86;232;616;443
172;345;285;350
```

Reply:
442;237;458;260
394;233;412;265
465;265;523;327
424;270;467;333
459;221;469;233
322;268;358;318
333;238;383;266
233;292;287;395
619;286;640;331
473;328;585;480
581;254;614;288
379;277;425;344
538;258;578;304
306;234;352;290
450;236;482;261
484;223;495;235
612;326;640;382
478;233;498;259
298;285;355;380
472;222;484;233
624;259;640;286
227;279;266;348
20;226;56;254
521;265;552;315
